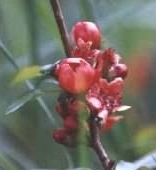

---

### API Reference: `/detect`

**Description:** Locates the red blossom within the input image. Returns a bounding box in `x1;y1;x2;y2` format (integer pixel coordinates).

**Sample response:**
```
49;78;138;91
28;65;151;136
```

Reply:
53;128;67;143
71;21;101;49
56;58;98;94
86;78;123;114
52;21;130;146
64;116;78;132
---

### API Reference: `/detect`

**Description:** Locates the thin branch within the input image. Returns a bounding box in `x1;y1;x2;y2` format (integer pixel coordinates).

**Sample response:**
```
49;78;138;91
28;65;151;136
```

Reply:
49;0;71;57
89;116;115;170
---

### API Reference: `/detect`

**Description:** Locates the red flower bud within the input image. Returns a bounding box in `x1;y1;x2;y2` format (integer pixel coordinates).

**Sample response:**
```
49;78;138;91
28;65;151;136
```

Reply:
71;21;101;49
53;128;67;143
64;116;78;132
53;128;77;147
55;101;69;119
103;48;121;64
57;58;97;94
109;63;128;79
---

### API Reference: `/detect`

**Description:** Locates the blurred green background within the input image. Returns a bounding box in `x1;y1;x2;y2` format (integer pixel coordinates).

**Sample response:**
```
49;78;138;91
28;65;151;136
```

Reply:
0;0;156;169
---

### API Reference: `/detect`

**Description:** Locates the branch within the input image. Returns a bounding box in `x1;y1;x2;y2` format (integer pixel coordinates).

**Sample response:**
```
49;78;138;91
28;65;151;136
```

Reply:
49;0;71;57
89;116;115;170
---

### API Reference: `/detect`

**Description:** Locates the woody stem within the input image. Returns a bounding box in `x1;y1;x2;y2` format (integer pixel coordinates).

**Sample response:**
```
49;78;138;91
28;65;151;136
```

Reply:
89;116;115;170
49;0;71;57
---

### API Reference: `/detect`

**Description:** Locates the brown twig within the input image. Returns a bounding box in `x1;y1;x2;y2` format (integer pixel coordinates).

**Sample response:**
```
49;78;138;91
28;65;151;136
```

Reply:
49;0;71;57
89;116;115;170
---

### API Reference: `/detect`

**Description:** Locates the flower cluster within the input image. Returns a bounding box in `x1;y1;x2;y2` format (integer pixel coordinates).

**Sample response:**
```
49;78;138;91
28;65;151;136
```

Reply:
52;21;129;146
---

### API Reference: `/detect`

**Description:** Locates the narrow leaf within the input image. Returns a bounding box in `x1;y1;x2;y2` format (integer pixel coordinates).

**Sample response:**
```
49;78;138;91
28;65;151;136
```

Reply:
12;66;41;85
5;90;40;115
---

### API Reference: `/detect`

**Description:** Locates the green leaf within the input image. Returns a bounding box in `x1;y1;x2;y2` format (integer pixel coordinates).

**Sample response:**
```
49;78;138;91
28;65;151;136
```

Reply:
12;65;41;85
5;90;40;115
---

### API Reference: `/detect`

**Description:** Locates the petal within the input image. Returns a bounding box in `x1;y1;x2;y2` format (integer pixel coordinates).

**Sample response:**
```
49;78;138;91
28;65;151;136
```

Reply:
113;105;131;112
63;57;82;64
74;61;96;92
99;78;109;92
109;77;124;95
87;96;102;110
101;115;123;132
58;64;75;92
98;109;108;123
